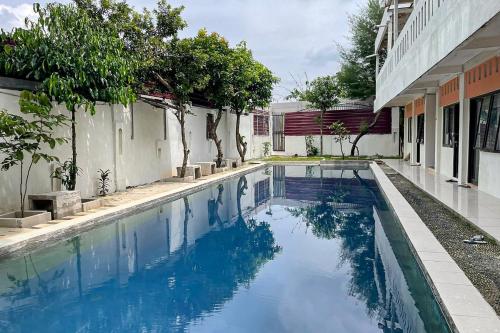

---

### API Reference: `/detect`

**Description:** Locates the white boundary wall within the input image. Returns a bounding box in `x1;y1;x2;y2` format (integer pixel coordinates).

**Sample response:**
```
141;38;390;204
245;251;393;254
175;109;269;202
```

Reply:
0;89;270;211
281;134;399;157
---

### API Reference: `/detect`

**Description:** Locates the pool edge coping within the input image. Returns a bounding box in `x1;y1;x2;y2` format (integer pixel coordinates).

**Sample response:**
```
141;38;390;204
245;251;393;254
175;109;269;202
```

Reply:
370;162;500;333
0;162;268;259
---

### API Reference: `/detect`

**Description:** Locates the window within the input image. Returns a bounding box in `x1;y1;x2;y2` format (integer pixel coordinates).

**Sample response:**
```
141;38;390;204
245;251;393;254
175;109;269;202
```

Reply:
485;94;500;151
206;113;214;140
254;178;270;206
417;114;425;144
443;105;457;147
253;114;269;136
407;117;413;143
475;96;491;149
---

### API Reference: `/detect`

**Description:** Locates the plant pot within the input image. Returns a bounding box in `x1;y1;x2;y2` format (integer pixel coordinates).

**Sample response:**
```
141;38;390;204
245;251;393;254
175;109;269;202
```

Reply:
81;198;103;212
0;210;51;228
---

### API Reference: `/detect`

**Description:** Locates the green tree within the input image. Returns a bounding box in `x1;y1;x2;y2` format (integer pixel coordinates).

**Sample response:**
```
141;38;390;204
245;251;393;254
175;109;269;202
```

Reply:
199;30;233;167
336;0;384;99
0;92;67;217
0;2;136;190
329;121;350;159
288;75;340;155
227;44;278;162
335;0;385;156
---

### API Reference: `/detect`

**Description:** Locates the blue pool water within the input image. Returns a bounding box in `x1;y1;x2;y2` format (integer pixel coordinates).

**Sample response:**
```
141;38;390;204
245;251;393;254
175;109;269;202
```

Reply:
0;165;451;333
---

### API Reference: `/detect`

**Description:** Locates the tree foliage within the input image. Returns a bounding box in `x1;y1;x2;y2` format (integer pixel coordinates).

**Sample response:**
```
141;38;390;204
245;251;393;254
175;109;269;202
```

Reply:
227;43;278;162
0;2;137;190
336;0;384;100
0;91;67;216
329;121;350;159
288;75;340;155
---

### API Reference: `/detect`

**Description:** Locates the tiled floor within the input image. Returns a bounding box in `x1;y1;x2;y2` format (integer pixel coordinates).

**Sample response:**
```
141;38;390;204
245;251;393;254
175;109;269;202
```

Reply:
383;159;500;243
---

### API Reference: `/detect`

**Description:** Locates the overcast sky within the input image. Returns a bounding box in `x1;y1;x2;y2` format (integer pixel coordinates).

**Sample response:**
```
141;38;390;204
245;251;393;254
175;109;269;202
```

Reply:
0;0;364;101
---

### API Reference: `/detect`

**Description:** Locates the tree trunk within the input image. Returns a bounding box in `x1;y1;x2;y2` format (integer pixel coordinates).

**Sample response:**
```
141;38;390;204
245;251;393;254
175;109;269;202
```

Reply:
320;110;324;155
19;161;24;217
179;107;190;178
209;109;224;167
350;111;382;157
69;107;77;190
235;112;247;162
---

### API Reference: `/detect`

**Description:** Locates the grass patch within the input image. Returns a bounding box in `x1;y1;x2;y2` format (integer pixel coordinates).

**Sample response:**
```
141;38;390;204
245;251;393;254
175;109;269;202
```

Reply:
262;155;401;162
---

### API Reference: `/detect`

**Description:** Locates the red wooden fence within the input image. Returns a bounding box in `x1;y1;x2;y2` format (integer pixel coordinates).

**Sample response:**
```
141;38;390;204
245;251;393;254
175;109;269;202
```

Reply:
283;108;391;136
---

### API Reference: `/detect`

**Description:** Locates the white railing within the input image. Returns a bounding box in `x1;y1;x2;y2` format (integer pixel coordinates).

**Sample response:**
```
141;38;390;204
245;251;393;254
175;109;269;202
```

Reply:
377;0;447;87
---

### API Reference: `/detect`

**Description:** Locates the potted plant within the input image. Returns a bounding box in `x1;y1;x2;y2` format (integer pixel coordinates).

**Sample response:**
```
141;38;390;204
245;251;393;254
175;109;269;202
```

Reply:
0;91;68;227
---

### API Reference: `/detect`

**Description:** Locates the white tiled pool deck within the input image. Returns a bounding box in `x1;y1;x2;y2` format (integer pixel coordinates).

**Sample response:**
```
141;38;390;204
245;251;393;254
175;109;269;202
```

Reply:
383;159;500;243
371;163;500;333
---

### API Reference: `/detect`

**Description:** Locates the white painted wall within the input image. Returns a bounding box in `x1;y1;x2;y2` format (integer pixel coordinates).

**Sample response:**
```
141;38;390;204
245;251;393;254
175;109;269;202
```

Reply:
440;147;455;179
0;89;260;212
282;134;399;157
478;151;500;198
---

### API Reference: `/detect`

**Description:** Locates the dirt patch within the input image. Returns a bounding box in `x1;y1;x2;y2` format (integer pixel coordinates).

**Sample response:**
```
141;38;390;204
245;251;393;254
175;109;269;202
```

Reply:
381;164;500;315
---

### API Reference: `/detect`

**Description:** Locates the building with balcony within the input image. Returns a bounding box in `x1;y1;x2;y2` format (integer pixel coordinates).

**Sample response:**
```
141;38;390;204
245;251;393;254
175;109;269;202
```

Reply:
374;0;500;198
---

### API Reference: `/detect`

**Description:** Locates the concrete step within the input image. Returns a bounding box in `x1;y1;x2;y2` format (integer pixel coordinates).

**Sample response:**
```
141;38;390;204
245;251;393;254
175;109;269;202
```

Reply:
48;220;65;224
31;224;52;229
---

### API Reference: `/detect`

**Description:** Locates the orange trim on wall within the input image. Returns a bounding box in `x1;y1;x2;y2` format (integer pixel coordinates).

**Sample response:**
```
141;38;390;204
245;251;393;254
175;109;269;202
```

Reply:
404;102;413;118
439;77;459;107
465;56;500;99
414;97;425;116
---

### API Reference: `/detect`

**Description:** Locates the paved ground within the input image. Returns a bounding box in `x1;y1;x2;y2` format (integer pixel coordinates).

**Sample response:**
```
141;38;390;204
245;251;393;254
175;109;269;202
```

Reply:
381;163;500;315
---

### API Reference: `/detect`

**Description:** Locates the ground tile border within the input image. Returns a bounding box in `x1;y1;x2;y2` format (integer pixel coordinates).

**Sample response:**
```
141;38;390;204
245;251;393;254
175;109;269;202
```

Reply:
0;163;267;259
370;162;500;333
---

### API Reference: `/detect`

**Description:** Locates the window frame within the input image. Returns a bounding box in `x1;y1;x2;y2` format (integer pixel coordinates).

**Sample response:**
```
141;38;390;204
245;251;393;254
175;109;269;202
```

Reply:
407;117;412;143
442;105;457;148
416;114;425;144
474;90;500;153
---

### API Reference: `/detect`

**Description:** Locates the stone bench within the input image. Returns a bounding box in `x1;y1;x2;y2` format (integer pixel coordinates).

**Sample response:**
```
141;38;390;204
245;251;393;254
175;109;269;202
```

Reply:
176;165;202;179
198;162;216;176
28;191;82;219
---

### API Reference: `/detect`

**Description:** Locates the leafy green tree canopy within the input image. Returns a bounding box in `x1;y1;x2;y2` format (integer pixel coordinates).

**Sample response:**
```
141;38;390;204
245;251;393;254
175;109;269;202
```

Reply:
0;2;136;113
336;0;384;100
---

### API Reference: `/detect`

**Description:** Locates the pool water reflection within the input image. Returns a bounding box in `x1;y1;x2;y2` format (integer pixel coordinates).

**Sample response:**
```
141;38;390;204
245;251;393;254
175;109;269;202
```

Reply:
0;165;451;333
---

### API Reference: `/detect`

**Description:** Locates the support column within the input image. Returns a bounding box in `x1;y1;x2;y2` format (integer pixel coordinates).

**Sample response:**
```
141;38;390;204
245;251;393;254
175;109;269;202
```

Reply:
458;72;470;185
393;0;399;41
424;94;436;168
435;93;442;174
411;100;418;164
391;107;400;157
387;14;393;51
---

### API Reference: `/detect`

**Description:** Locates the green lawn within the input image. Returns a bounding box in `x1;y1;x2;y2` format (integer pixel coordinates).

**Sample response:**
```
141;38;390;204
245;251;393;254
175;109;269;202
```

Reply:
261;155;401;162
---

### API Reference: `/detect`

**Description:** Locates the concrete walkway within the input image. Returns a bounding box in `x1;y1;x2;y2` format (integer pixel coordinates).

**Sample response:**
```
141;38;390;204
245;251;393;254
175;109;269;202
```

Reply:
383;159;500;243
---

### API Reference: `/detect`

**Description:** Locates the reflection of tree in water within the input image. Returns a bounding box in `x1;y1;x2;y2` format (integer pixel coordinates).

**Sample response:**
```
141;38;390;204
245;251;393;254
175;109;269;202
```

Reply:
287;170;380;316
0;175;281;332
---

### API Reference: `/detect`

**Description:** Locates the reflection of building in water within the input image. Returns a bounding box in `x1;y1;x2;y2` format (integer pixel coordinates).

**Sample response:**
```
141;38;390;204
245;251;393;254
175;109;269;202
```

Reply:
374;208;425;333
0;172;277;332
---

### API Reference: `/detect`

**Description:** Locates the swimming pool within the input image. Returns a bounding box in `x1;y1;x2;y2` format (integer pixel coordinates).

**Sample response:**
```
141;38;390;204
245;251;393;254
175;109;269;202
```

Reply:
0;165;451;332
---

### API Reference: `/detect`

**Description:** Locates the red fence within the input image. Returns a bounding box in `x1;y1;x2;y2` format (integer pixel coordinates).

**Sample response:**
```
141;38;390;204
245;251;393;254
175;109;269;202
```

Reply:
283;108;391;136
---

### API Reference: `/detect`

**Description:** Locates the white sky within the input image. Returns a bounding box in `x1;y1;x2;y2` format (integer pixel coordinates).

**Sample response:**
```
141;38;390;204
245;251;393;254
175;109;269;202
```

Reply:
0;0;364;101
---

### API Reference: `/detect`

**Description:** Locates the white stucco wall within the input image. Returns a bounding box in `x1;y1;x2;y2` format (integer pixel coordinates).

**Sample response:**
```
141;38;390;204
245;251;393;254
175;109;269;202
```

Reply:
440;147;455;179
282;134;399;157
478;151;500;199
0;89;258;212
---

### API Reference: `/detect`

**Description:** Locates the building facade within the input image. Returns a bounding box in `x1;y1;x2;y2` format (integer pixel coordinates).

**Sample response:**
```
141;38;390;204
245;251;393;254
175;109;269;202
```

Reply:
374;0;500;198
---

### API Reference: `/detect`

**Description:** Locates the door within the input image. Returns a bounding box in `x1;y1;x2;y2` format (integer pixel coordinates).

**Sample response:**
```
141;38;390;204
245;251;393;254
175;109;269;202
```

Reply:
272;114;285;151
468;99;481;185
452;105;460;178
